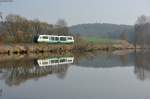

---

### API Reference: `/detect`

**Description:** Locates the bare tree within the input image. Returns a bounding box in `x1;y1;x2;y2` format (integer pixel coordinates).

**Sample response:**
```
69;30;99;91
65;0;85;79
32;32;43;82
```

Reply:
120;32;128;41
55;19;69;35
135;15;150;48
136;15;150;25
0;12;3;21
56;19;67;27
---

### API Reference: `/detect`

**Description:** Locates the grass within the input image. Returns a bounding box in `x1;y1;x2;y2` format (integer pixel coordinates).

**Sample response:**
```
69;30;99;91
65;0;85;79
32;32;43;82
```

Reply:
82;37;117;44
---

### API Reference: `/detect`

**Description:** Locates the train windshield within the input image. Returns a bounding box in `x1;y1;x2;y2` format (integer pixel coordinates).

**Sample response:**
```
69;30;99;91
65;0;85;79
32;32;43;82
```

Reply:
43;36;48;39
68;37;72;40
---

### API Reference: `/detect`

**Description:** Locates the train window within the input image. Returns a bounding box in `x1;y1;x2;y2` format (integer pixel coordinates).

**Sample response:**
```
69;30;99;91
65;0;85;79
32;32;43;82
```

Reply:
55;37;59;41
68;60;73;62
60;59;66;62
60;37;66;41
68;37;72;40
42;61;48;65
51;37;55;40
51;59;59;63
43;36;48;39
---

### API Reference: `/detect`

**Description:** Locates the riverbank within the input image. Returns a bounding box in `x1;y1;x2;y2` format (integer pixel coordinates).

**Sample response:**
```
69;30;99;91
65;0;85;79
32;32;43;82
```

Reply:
0;39;135;54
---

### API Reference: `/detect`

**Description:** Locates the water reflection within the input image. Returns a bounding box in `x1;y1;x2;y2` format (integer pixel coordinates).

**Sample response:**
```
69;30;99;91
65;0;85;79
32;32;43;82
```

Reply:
37;57;74;67
134;50;150;81
0;65;70;86
75;50;135;68
0;55;74;86
0;50;150;86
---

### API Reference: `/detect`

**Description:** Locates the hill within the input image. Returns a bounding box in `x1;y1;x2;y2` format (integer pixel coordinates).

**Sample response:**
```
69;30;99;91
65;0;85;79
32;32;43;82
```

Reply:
69;23;134;42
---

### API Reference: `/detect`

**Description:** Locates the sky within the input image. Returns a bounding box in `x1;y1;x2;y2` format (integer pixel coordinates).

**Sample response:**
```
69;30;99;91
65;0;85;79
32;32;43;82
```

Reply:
0;0;150;26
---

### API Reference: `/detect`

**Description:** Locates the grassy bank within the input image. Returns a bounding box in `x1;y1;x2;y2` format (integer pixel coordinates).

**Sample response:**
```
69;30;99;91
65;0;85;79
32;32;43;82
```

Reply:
74;36;134;51
82;37;116;44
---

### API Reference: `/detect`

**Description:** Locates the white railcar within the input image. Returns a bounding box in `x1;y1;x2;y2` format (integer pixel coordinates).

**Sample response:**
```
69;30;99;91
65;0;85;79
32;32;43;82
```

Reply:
37;35;74;43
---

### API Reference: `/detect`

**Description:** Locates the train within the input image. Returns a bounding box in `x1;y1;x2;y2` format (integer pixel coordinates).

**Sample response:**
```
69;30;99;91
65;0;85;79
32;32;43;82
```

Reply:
34;35;74;43
37;57;74;67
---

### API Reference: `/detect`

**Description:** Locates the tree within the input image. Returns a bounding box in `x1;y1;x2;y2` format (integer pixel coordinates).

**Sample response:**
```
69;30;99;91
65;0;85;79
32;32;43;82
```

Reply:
55;19;69;35
56;19;67;27
30;19;41;35
120;32;128;41
136;15;150;25
0;12;3;21
5;14;29;36
134;15;150;48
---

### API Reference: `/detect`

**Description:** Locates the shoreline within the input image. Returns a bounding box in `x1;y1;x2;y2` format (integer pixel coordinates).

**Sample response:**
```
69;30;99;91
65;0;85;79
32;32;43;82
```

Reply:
0;42;136;54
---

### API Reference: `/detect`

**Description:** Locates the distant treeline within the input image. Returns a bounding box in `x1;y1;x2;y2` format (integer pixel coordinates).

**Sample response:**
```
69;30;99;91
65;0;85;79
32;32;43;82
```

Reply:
0;14;70;43
69;23;134;42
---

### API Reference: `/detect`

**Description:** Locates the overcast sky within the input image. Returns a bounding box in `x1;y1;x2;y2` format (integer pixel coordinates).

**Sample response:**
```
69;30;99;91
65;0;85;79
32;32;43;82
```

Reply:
0;0;150;26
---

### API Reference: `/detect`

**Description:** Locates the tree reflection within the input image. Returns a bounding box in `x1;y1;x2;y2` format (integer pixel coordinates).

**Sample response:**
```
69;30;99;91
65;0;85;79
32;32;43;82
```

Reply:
134;50;150;81
0;57;70;86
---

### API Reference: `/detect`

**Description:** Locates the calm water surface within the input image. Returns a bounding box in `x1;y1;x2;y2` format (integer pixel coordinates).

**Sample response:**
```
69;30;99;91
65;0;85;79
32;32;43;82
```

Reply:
0;50;150;99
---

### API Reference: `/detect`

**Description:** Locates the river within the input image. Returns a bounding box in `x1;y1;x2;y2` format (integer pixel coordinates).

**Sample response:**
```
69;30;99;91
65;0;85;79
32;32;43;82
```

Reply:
0;50;150;99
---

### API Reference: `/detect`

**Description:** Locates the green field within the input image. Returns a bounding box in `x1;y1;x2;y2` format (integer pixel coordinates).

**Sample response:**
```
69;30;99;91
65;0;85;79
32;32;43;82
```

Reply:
82;37;117;44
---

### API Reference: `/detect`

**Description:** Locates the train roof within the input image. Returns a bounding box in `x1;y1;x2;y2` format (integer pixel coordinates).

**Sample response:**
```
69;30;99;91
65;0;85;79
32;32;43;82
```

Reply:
39;35;73;37
39;35;58;36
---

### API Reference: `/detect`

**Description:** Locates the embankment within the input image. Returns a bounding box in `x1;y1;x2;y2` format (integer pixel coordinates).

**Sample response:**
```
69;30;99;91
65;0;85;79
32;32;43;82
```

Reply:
0;40;135;54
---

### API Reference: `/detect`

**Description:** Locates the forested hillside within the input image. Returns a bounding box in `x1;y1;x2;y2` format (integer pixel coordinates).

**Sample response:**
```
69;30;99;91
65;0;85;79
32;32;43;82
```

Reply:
69;23;134;42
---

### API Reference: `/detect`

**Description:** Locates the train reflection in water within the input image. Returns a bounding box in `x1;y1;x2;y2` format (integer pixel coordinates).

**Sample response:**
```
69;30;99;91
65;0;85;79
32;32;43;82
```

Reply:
0;56;74;86
37;57;74;67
